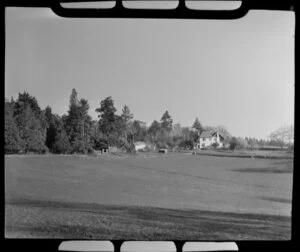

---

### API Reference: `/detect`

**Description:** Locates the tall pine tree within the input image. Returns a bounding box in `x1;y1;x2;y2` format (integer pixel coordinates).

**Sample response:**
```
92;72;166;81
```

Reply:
192;117;203;134
65;89;93;153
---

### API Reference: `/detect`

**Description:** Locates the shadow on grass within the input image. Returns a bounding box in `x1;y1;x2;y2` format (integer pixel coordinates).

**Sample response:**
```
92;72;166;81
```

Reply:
5;197;291;240
195;150;293;160
260;197;292;204
232;160;293;174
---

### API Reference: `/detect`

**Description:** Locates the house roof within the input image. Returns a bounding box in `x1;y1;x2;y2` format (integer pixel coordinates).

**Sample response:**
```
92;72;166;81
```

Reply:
200;131;224;139
200;131;214;138
134;141;146;146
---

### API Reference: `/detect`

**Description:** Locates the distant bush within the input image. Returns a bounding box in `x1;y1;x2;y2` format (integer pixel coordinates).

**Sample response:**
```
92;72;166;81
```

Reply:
93;136;109;150
218;147;229;151
5;104;25;153
178;139;194;150
119;140;136;154
51;132;71;154
156;141;169;149
258;146;286;151
229;137;247;150
5;133;24;154
71;139;87;154
287;144;294;152
22;130;49;154
212;142;219;149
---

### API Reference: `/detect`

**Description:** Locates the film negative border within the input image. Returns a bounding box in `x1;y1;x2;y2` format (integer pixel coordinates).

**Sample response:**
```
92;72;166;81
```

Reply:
4;0;295;19
2;1;298;252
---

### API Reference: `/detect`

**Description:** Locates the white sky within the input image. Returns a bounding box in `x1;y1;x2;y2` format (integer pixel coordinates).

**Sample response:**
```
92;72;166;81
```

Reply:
5;7;295;139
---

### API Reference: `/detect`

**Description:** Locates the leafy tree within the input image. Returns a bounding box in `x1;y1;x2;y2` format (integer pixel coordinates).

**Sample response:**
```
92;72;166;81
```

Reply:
121;105;134;125
44;108;71;154
160;110;173;132
181;127;191;140
229;137;238;150
215;125;231;142
229;137;247;150
108;115;128;147
92;133;109;150
65;89;93;153
146;120;160;145
123;141;136;154
286;126;294;146
14;92;42;117
148;120;161;137
13;108;46;153
212;142;219;149
179;127;197;149
71;138;90;154
5;100;24;153
191;127;200;143
65;89;81;144
120;105;134;140
246;137;259;150
14;92;48;140
13;93;48;153
96;96;117;136
69;88;79;107
157;111;173;148
171;123;182;137
51;130;71;154
78;98;93;143
171;123;184;149
133;120;147;141
50;114;72;154
44;106;56;150
203;126;215;132
95;96;129;148
179;139;194;150
192;118;203;134
22;129;49;154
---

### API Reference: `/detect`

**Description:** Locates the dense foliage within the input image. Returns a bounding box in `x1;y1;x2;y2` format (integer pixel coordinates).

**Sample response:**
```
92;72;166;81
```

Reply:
5;90;293;154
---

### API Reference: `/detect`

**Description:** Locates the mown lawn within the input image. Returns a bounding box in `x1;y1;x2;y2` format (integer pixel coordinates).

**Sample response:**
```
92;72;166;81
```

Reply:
5;154;293;239
5;199;291;240
195;149;293;160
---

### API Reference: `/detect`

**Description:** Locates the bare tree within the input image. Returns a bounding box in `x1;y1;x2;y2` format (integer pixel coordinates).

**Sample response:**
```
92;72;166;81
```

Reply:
269;125;294;150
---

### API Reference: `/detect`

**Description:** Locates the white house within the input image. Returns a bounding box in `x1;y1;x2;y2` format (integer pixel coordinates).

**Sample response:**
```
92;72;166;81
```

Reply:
134;141;146;151
196;131;225;149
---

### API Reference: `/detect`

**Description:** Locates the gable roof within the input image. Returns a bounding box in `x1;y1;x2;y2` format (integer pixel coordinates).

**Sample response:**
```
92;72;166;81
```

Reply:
200;130;225;139
200;131;214;138
134;141;146;146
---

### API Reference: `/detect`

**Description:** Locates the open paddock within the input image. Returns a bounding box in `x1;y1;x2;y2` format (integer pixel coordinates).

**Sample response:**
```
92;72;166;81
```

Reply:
194;149;293;159
5;153;293;239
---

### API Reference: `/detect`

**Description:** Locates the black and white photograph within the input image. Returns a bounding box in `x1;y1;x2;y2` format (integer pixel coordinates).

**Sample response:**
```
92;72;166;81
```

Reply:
5;1;294;240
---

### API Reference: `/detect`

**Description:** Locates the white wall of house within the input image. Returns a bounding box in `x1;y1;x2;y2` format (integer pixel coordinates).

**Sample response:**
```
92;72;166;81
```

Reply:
198;132;224;149
134;142;146;151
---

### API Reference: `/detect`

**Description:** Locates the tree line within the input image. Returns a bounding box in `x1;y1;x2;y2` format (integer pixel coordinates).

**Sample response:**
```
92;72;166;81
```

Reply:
4;89;202;154
5;89;293;154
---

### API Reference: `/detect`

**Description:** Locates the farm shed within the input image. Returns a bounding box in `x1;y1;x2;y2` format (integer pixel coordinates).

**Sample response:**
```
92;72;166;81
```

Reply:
134;141;146;151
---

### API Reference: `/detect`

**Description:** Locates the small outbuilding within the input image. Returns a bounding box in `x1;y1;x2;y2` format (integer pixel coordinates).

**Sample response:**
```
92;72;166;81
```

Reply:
158;149;168;154
133;141;146;151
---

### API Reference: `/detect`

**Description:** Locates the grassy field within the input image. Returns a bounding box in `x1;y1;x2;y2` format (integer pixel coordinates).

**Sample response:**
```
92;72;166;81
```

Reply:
194;149;293;160
5;153;293;239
